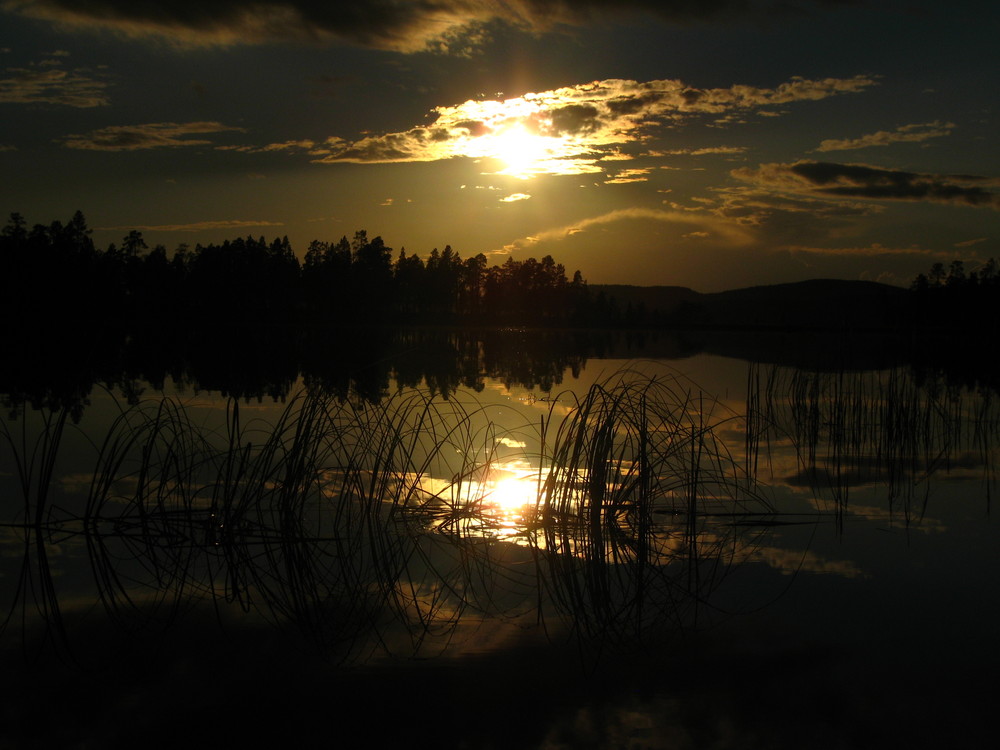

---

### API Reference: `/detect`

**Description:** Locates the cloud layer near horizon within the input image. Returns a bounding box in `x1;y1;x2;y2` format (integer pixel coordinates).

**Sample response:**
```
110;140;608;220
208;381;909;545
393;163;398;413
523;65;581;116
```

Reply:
733;161;1000;209
96;219;284;232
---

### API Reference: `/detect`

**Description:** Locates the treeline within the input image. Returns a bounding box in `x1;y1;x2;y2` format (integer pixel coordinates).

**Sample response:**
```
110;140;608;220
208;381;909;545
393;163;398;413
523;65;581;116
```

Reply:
910;258;1000;329
0;211;625;334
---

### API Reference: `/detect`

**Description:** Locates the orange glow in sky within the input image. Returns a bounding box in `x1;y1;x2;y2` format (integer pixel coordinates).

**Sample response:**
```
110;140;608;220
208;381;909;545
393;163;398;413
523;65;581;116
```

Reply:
2;2;996;292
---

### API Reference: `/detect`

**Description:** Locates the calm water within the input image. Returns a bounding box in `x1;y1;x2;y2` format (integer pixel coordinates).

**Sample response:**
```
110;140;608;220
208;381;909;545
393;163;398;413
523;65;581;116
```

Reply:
2;347;997;749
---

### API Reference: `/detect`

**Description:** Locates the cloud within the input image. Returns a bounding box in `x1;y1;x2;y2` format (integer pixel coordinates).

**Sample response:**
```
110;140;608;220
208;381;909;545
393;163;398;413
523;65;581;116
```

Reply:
499;193;531;202
96;219;284;232
675;186;886;252
0;61;109;107
815;121;954;152
496;437;527;449
653;145;748;156
751;546;865;578
489;198;954;292
662;185;878;242
604;168;652;184
668;185;940;266
954;237;988;248
708;186;881;225
732;161;1000;208
59;121;245;151
311;74;876;176
217;139;319;154
496;206;753;255
5;1;879;53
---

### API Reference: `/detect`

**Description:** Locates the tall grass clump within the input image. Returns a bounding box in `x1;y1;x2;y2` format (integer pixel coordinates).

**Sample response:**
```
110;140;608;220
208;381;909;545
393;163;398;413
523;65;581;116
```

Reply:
0;403;73;657
520;370;773;648
748;362;1000;527
2;370;778;662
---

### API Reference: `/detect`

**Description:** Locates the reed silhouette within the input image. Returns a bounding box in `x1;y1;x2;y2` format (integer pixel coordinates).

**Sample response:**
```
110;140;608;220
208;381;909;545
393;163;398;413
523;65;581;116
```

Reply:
745;362;1000;527
1;371;778;668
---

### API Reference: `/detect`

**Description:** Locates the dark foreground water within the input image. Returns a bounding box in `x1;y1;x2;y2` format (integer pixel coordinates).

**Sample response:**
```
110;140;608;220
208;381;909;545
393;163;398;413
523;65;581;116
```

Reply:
2;343;997;749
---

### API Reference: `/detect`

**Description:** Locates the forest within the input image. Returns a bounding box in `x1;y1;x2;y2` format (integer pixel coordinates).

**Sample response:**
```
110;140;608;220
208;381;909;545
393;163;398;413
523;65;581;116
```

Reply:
2;212;997;340
2;211;998;414
908;258;1000;328
0;211;625;335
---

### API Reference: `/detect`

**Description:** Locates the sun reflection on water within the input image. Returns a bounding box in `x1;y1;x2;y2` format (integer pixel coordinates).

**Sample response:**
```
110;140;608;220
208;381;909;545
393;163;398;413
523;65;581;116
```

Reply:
480;462;544;539
483;464;539;511
419;458;553;544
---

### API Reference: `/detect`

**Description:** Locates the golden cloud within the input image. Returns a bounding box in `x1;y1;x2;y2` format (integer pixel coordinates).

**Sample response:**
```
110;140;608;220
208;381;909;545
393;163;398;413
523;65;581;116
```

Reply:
496;207;754;255
312;75;877;177
815;121;954;152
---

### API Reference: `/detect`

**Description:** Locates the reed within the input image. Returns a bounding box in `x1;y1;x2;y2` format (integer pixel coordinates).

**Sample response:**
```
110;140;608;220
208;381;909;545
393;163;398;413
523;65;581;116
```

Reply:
526;372;772;645
0;403;76;657
749;362;1000;527
2;370;776;661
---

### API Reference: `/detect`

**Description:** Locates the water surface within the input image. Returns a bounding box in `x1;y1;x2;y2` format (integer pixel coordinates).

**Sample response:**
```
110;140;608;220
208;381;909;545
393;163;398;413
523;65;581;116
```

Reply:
2;340;997;748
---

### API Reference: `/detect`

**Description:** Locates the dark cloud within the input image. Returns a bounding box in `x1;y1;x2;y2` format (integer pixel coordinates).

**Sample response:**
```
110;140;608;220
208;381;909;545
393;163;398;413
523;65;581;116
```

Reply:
454;119;489;137
680;88;704;106
0;60;109;107
5;0;868;51
546;103;602;135
318;129;434;163
733;161;1000;209
606;92;663;116
59;121;244;150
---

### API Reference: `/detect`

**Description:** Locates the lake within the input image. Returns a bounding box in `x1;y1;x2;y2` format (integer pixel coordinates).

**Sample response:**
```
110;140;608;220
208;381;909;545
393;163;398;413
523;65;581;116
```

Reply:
2;329;997;748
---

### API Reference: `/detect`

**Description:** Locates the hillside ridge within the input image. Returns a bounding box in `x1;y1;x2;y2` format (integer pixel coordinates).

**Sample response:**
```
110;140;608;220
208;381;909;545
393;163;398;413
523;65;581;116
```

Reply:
590;278;908;329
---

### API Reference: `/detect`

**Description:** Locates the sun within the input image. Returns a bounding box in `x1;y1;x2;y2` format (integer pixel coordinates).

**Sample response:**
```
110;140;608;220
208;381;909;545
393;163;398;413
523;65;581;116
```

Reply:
488;124;554;178
450;106;594;177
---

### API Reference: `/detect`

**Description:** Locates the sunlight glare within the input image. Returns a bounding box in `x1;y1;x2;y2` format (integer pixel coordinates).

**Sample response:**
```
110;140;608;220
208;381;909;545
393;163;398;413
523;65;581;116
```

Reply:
490;125;554;179
444;99;604;177
485;467;539;512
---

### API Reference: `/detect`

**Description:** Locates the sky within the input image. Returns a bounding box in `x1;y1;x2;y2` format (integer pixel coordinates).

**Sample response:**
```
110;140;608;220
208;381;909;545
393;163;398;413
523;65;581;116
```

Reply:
1;0;998;292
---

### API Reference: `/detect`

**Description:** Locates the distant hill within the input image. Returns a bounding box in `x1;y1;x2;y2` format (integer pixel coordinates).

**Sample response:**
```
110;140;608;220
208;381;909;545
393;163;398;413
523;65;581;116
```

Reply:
587;284;704;316
591;279;909;329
